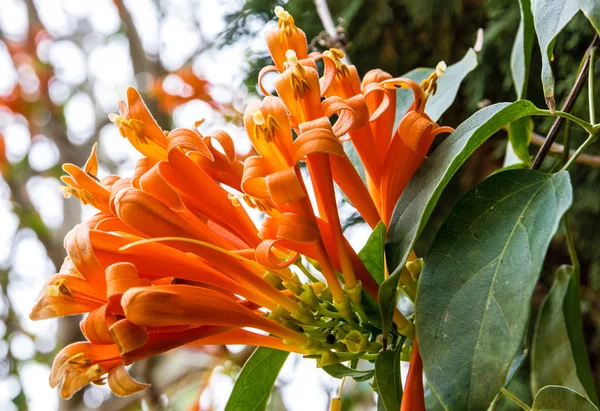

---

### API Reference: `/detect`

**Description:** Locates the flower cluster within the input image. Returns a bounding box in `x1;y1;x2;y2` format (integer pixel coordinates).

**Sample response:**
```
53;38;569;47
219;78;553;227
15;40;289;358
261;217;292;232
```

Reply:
30;6;452;399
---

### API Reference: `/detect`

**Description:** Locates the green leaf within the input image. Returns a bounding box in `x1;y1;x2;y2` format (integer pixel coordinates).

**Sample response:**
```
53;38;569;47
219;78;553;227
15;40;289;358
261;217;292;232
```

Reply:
508;117;533;165
532;0;579;108
378;272;401;344
532;386;599;411
575;0;600;34
322;363;375;382
375;340;404;411
495;363;533;411
416;169;573;411
225;347;289;411
359;222;387;285
531;265;586;396
393;48;478;129
563;260;599;404
511;0;535;99
386;100;543;278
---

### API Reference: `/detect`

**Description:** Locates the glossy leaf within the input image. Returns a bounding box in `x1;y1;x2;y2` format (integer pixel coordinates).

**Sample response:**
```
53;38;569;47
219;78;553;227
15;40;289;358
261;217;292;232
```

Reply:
416;169;573;411
531;265;586;395
359;222;386;285
507;117;533;165
511;0;535;99
225;347;289;411
532;385;599;411
378;271;401;344
375;340;404;411
575;0;600;34
386;100;544;278
322;363;375;382
532;0;579;108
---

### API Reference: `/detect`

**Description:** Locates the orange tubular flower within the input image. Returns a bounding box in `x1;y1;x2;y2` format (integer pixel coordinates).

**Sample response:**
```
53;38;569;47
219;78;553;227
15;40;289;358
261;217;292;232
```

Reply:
32;6;457;401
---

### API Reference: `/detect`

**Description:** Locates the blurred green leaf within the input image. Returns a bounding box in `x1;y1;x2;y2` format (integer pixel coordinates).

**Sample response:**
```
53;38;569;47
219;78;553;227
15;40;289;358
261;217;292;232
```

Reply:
531;265;586;395
225;347;289;411
385;100;544;278
532;0;579;108
532;385;599;411
507;117;533;165
416;169;573;410
511;0;535;99
322;363;375;382
575;0;600;34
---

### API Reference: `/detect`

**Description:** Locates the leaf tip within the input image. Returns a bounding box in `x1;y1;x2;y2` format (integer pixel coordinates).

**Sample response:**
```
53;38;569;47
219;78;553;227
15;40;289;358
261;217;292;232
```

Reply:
545;96;556;114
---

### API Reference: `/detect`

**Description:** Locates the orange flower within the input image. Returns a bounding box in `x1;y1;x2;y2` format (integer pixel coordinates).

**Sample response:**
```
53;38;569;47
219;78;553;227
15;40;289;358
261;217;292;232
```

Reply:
31;6;461;401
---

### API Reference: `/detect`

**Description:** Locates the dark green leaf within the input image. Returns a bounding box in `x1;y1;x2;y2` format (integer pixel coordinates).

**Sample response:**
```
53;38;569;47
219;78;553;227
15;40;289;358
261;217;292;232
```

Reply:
386;100;544;278
511;0;535;99
575;0;600;34
378;273;400;344
416;169;573;411
375;340;404;410
362;289;383;329
532;0;579;107
225;347;289;411
359;222;387;285
322;363;375;382
531;265;586;395
532;385;599;411
507;117;533;165
563;262;599;404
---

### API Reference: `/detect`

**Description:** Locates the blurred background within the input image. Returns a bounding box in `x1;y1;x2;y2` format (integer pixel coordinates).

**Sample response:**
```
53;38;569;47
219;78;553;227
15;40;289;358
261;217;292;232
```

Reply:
0;0;598;410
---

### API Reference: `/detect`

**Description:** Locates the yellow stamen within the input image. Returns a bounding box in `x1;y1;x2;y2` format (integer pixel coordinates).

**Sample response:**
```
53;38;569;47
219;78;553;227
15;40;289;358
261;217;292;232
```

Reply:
108;113;149;145
68;353;91;366
47;279;73;297
286;50;310;99
86;364;102;379
253;111;281;143
418;60;446;111
324;49;350;77
59;186;95;206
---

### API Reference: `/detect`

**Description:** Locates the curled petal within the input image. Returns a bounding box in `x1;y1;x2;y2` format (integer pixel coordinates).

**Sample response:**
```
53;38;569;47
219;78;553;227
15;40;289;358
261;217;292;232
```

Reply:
293;118;344;161
276;213;320;243
321;97;356;138
309;52;337;96
168;127;214;161
131;157;157;189
205;130;236;164
139;163;185;211
258;65;280;96
256;239;299;269
106;262;149;314
241;156;270;198
109;319;149;355
362;83;391;122
107;363;149;397
65;224;106;290
266;167;305;205
80;305;114;344
398;112;434;152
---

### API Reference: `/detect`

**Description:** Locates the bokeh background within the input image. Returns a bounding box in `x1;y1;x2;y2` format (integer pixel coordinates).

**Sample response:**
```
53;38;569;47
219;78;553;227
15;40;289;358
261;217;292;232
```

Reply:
0;0;598;410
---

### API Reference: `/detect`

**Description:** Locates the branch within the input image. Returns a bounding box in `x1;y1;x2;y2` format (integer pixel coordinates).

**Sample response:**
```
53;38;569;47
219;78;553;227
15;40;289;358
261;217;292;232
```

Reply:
314;0;351;64
529;132;600;168
531;33;599;170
